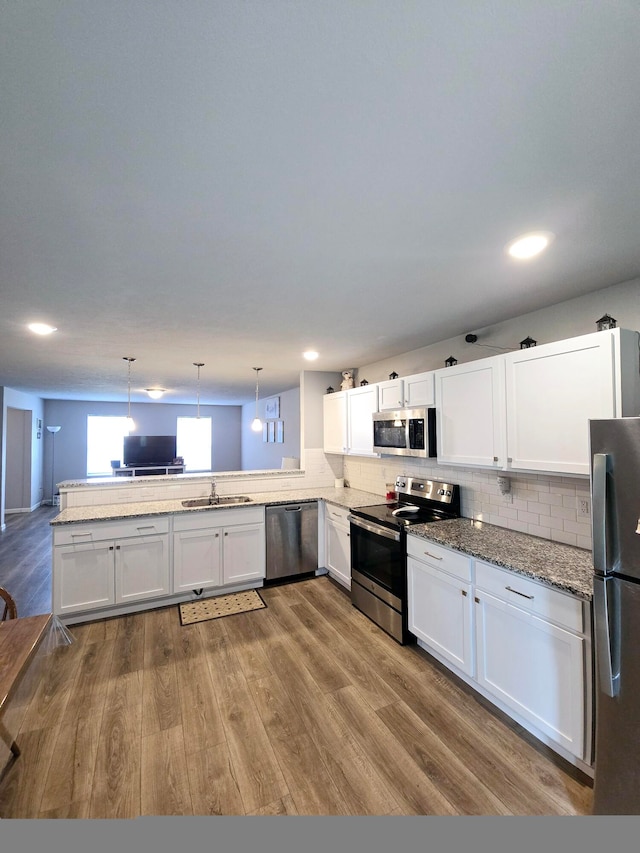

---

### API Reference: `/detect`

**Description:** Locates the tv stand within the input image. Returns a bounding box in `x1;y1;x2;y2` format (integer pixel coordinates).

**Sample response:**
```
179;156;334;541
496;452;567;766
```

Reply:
114;465;185;477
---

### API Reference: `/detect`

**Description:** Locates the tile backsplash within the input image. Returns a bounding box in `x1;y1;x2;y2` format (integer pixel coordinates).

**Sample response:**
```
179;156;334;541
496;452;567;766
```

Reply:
343;456;592;550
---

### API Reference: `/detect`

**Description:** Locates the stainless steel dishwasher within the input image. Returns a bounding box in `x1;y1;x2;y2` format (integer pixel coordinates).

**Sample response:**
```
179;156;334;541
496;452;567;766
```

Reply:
265;501;318;582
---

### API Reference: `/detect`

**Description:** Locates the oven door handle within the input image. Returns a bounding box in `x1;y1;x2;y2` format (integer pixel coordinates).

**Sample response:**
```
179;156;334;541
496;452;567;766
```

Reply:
348;515;401;542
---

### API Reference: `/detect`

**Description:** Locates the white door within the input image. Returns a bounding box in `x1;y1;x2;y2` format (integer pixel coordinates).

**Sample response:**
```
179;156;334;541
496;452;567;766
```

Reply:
222;524;265;585
475;589;585;759
173;528;223;592
404;372;435;407
54;542;115;615
326;520;351;589
116;535;170;603
323;392;348;454
347;385;379;456
504;331;616;475
435;357;505;468
407;557;474;676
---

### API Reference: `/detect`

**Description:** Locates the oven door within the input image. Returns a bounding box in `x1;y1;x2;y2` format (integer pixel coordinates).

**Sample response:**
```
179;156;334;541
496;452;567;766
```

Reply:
349;515;404;601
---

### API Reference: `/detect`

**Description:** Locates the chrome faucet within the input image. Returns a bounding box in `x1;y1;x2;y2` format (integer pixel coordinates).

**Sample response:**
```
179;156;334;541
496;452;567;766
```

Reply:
209;479;218;503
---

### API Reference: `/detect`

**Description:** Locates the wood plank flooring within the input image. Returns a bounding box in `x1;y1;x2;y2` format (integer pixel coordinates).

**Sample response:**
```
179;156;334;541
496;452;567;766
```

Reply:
0;508;593;816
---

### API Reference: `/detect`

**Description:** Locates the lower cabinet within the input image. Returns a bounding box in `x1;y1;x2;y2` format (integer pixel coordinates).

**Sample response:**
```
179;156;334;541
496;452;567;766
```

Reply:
407;537;474;677
324;503;351;589
53;517;170;616
173;506;266;593
407;534;591;764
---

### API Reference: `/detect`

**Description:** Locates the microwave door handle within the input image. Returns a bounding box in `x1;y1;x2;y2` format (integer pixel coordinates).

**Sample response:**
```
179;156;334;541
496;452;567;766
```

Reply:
592;452;610;575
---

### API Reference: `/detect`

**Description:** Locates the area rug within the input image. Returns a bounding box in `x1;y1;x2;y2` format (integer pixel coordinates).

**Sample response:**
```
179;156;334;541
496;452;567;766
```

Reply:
179;589;267;626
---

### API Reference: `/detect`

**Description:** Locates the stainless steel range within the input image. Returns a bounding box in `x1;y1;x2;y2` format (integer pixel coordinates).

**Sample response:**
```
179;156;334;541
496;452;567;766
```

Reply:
349;475;461;644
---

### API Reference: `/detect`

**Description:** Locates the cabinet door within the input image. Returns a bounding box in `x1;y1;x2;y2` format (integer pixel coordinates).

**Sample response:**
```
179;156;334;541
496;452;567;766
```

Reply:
173;528;223;593
407;556;474;676
323;391;348;454
115;535;170;603
53;542;115;615
404;372;435;407
222;523;266;585
474;589;585;759
326;519;351;589
347;384;379;456
377;378;404;411
434;357;505;468
504;330;616;475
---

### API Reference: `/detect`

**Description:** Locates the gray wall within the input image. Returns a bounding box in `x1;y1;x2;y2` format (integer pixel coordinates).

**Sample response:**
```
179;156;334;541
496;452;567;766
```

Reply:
42;399;243;494
240;386;301;470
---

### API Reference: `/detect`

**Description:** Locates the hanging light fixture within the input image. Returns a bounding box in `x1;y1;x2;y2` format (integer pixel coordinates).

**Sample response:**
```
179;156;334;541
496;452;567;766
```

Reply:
193;362;204;419
251;367;263;432
123;357;136;430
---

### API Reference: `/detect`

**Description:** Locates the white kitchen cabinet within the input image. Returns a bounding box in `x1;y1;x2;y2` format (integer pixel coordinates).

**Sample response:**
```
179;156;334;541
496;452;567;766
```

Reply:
406;537;474;677
324;503;351;589
53;517;170;616
346;383;379;456
323;384;379;457
474;561;586;760
173;506;265;593
378;371;435;410
434;355;505;468
434;327;640;476
323;391;348;454
406;534;591;765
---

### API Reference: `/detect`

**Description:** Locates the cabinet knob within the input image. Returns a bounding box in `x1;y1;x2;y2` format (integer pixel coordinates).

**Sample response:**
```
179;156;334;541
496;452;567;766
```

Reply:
493;456;499;462
461;589;467;597
474;597;480;604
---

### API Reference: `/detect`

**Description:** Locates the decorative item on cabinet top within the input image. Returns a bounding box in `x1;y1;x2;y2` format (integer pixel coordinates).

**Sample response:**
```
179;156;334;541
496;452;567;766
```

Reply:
359;379;368;386
445;356;458;367
326;386;334;394
596;313;617;331
389;371;399;380
519;336;537;349
340;370;354;390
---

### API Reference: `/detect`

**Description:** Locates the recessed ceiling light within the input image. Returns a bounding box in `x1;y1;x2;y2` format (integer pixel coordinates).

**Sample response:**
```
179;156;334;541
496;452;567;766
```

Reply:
303;350;319;361
28;322;57;335
506;231;555;260
145;389;166;399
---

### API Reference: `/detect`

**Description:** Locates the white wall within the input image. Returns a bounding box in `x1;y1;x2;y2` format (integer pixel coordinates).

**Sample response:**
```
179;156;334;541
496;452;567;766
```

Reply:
340;276;640;550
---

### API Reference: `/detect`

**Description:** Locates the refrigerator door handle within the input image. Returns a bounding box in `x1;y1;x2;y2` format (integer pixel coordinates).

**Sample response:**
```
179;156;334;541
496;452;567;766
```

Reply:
592;452;610;575
593;575;620;698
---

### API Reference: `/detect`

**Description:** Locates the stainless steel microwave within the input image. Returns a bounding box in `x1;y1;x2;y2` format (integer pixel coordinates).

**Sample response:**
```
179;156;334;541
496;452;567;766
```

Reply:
372;407;437;458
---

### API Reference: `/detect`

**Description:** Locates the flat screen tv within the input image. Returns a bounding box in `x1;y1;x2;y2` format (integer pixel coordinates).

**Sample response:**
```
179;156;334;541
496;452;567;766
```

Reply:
123;435;177;467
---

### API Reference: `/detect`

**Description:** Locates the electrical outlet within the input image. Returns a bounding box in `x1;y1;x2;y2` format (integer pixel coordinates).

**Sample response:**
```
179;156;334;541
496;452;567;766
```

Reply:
577;497;591;519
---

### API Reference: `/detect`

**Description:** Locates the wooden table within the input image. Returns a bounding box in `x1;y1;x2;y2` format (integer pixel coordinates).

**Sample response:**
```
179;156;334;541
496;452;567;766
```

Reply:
0;614;52;762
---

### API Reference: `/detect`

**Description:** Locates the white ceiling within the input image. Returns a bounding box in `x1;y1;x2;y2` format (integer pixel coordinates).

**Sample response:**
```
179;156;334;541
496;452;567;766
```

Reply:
2;2;639;405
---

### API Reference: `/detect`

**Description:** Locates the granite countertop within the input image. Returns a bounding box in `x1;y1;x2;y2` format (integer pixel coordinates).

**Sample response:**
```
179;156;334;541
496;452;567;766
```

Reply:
408;517;594;601
50;486;385;526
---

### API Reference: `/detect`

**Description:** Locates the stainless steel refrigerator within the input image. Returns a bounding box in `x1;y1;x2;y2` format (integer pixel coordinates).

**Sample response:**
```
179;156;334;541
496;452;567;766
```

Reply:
590;416;640;814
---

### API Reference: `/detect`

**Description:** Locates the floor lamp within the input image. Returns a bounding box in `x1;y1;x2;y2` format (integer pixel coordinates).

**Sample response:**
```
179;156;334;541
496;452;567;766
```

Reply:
46;425;61;505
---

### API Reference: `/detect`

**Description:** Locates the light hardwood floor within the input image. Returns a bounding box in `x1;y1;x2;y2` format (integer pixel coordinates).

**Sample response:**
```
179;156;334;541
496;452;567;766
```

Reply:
0;568;593;817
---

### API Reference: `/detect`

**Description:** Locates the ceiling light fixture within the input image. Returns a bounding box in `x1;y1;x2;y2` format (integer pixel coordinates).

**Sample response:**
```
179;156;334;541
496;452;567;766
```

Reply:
506;231;555;260
193;362;204;419
28;322;57;335
251;367;263;432
145;389;165;400
123;357;136;430
303;350;319;361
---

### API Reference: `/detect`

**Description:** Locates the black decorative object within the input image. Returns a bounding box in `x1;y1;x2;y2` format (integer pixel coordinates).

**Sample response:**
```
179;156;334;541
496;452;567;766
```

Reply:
519;336;537;349
326;386;334;394
389;371;399;380
445;356;458;367
360;379;369;386
465;334;478;343
596;313;617;331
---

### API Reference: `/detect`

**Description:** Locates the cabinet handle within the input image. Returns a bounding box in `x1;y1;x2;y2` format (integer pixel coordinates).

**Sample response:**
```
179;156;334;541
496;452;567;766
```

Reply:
224;532;228;536
505;585;534;600
507;457;512;463
115;545;121;550
474;597;480;604
136;525;156;531
109;545;114;551
70;532;92;538
215;532;219;538
461;589;467;597
423;551;443;560
493;456;499;462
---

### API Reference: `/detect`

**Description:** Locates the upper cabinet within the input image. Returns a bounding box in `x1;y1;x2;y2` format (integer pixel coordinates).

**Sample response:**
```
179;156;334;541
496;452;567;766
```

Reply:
323;384;380;457
377;371;435;411
435;328;640;476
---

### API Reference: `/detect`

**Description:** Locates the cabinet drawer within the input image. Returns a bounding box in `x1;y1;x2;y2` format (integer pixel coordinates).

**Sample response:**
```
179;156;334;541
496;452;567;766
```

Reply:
173;505;264;532
325;503;351;528
53;516;169;545
474;560;584;633
406;535;472;583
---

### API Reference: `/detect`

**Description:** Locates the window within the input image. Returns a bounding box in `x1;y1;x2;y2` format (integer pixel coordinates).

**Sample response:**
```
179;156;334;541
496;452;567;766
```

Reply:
177;417;212;471
87;416;131;476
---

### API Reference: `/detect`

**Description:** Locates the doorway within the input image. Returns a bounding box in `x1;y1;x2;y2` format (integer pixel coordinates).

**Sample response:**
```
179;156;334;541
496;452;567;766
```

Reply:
5;407;33;513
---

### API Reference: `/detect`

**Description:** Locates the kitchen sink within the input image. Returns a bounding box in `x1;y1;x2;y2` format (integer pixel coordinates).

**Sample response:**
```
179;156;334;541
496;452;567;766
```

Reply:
181;496;252;507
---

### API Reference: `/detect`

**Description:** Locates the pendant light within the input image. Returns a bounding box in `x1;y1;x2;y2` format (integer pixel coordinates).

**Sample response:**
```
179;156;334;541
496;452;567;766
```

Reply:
193;362;204;419
123;357;136;430
251;367;263;432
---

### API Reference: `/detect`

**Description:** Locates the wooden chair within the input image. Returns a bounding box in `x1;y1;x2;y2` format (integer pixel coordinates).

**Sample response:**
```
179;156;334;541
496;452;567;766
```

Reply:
0;587;17;621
